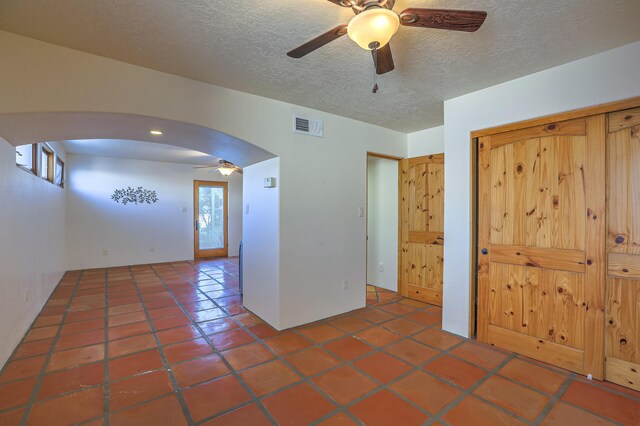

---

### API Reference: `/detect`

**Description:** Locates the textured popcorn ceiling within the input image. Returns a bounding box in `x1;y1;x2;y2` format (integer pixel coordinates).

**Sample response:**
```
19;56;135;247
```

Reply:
1;0;639;132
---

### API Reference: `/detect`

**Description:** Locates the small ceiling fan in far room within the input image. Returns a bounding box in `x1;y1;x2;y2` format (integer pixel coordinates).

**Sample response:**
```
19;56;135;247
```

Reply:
287;0;487;92
193;160;242;176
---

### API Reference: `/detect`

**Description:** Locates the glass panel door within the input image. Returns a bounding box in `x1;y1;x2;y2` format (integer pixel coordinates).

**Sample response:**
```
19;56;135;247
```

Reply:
194;181;228;258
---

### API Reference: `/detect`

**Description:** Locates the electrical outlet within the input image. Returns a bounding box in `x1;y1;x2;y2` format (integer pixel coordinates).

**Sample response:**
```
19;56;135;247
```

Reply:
379;263;384;272
102;249;108;256
245;204;250;215
150;247;155;253
24;289;30;302
343;280;349;290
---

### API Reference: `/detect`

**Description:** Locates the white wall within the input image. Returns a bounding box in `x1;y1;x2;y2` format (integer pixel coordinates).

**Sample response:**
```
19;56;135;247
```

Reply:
442;40;640;337
367;156;398;291
407;126;444;158
0;31;407;334
0;139;66;368
242;158;280;327
66;154;242;270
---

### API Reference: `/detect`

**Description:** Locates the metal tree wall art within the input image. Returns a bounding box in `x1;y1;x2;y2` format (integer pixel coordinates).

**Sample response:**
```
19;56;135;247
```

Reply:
111;186;159;205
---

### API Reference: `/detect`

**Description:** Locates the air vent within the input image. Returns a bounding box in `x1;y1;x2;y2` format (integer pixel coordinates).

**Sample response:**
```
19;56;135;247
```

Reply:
293;115;324;138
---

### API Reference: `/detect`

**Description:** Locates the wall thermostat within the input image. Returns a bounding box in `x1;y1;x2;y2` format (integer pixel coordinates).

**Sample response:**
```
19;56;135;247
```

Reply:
264;177;276;188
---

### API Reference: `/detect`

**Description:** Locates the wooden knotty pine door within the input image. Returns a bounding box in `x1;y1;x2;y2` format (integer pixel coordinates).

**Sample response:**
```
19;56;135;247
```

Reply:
399;154;445;306
477;115;607;379
605;107;640;391
477;105;640;390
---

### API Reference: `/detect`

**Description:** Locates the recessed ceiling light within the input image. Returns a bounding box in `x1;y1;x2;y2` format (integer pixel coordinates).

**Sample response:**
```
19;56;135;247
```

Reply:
150;130;163;135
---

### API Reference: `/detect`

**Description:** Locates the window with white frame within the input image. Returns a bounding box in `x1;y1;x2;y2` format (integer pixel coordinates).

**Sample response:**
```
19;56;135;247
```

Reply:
55;157;65;187
16;144;37;174
41;145;54;182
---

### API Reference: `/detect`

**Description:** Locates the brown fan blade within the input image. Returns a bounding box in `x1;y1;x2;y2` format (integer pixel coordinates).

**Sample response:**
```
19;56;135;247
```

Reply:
287;25;348;58
373;44;394;75
326;0;352;6
399;8;487;32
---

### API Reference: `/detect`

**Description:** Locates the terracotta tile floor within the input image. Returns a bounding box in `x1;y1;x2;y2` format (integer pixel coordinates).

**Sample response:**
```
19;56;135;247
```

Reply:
0;261;639;425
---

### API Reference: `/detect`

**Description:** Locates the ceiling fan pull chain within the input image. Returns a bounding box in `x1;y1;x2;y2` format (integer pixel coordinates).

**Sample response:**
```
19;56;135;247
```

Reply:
371;42;379;93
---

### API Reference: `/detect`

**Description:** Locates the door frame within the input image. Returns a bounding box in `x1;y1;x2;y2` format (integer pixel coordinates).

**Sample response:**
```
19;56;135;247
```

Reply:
194;180;229;258
366;151;402;295
470;96;640;339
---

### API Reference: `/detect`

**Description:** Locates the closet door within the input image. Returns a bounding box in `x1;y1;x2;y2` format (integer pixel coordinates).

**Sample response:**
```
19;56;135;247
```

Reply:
399;154;445;305
477;115;606;378
606;107;640;391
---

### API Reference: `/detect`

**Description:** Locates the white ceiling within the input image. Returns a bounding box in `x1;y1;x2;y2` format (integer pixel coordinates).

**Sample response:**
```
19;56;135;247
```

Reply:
60;139;222;166
0;112;275;167
1;0;639;132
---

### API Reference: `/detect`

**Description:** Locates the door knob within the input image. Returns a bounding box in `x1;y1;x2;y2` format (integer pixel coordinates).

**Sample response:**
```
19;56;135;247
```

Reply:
481;248;488;255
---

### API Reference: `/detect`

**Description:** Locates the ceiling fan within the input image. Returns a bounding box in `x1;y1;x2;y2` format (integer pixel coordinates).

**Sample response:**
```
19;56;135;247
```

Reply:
194;160;242;176
287;0;487;91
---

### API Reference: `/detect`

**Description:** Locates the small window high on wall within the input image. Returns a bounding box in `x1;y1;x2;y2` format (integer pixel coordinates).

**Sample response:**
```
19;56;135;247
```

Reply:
16;144;36;174
55;158;65;187
41;145;53;182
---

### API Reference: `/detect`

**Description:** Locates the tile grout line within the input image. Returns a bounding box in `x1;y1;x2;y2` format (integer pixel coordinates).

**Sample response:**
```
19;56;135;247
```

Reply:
160;269;517;425
345;299;639;424
173;262;363;426
126;265;197;425
306;304;463;424
425;353;525;425
154;261;279;425
110;279;525;426
189;279;445;424
12;282;460;424
550;374;627;426
531;375;574;425
18;271;84;426
0;286;68;375
5;263;638;426
280;306;538;425
112;267;619;426
103;268;110;426
310;334;497;424
172;261;282;425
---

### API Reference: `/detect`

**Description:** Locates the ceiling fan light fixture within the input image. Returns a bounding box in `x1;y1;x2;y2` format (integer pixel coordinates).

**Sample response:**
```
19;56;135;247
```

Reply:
347;7;399;50
218;167;234;176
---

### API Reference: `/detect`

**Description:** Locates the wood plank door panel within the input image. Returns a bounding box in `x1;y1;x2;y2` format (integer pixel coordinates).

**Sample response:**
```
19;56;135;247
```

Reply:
399;154;444;305
605;107;640;391
477;115;606;378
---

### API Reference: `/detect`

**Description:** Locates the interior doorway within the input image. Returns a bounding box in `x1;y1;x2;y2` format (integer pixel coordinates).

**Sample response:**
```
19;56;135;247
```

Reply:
366;154;400;294
194;180;229;258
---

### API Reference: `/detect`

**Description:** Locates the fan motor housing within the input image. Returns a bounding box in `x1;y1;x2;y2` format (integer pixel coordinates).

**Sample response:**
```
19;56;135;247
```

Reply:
351;0;395;14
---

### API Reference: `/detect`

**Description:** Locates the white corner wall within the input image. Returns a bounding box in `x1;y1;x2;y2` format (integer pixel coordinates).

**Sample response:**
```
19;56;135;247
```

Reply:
0;139;66;368
407;126;444;158
277;125;405;329
66;154;242;270
442;40;640;337
367;156;398;291
242;158;280;328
